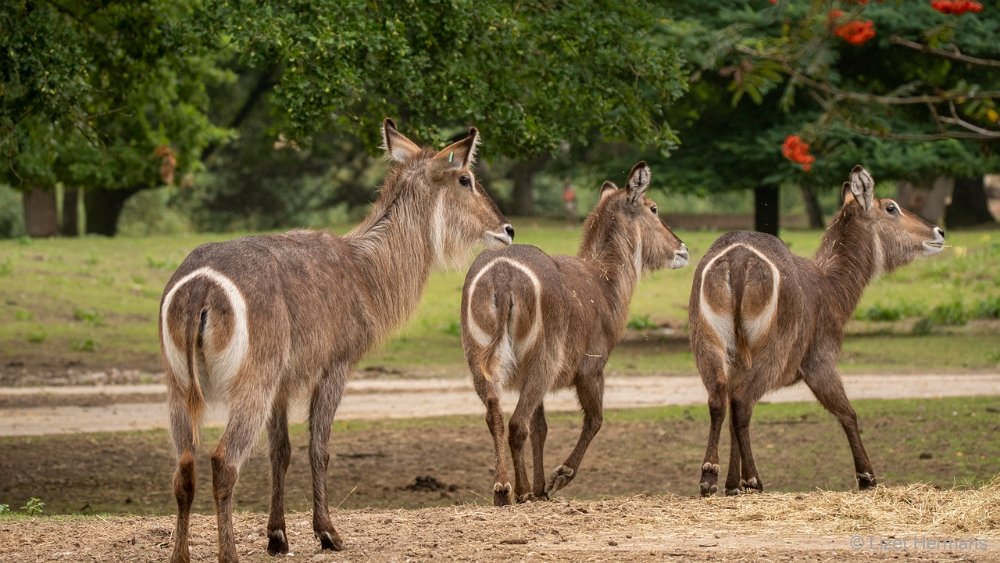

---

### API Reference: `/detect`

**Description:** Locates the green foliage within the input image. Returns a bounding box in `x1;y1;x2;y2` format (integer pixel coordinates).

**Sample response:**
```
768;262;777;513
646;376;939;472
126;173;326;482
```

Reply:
26;330;46;343
911;317;935;336
72;338;97;353
0;258;11;276
974;297;1000;320
855;302;925;322
627;315;658;330
19;498;44;516
0;504;8;515
72;308;102;325
212;0;686;159
658;1;1000;198
927;300;970;326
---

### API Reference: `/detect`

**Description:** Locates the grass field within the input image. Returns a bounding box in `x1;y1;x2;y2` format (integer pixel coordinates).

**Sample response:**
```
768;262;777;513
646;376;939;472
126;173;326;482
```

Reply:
0;222;998;380
0;396;997;515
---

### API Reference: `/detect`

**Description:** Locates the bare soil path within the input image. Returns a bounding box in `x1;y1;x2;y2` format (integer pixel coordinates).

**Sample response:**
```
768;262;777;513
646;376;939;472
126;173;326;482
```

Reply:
1;373;998;436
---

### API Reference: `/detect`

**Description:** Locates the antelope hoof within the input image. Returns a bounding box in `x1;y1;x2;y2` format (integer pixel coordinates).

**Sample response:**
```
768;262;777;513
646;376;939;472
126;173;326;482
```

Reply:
857;472;877;490
724;487;742;496
267;529;289;556
493;482;513;507
544;465;575;495
741;477;763;494
700;463;720;497
534;491;550;502
517;492;535;503
317;529;344;551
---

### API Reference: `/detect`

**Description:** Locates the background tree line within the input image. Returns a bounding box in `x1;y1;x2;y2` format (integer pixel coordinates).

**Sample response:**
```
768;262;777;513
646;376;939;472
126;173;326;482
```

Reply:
1;0;997;239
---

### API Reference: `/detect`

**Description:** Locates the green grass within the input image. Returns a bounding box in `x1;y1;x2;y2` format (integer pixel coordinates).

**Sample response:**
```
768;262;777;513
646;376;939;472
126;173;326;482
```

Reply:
1;396;996;514
0;223;998;378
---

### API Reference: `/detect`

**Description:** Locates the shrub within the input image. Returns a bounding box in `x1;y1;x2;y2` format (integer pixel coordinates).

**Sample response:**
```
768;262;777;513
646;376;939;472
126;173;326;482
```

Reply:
974;297;1000;320
927;301;969;326
911;317;934;336
627;315;658;330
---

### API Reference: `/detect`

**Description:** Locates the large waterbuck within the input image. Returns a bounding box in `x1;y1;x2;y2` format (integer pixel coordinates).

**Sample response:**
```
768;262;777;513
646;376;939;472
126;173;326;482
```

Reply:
690;165;946;497
461;162;689;506
159;119;513;562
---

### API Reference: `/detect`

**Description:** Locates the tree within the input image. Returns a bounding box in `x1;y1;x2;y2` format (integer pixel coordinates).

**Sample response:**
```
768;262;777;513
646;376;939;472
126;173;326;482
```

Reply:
208;0;687;215
661;1;999;234
1;0;229;236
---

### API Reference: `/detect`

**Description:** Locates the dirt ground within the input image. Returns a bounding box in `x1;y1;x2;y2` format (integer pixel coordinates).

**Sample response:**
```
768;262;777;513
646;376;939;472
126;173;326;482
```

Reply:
2;487;998;562
2;373;998;435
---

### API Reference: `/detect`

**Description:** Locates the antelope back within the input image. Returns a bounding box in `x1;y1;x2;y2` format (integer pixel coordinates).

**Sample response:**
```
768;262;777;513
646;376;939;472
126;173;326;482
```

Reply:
379;119;512;267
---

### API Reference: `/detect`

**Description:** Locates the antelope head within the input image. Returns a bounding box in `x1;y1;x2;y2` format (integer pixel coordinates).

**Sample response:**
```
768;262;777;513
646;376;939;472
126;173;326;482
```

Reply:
840;165;946;274
589;161;689;274
382;118;513;267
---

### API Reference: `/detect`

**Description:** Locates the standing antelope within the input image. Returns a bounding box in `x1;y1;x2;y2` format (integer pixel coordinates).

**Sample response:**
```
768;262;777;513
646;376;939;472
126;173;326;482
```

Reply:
160;119;513;562
462;162;689;506
690;165;946;497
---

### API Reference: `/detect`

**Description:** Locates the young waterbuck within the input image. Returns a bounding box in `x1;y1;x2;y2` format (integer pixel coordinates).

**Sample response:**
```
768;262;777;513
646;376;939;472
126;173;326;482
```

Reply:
690;165;945;497
461;162;689;506
160;119;512;562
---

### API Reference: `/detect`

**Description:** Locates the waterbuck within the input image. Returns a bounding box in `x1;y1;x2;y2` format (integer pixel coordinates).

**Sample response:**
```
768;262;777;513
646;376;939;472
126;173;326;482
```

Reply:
690;165;945;497
461;162;689;506
159;119;513;562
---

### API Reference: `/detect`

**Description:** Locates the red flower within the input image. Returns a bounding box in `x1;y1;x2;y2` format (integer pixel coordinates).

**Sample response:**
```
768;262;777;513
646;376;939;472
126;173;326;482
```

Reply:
828;8;846;22
835;20;876;45
782;135;815;172
931;0;983;14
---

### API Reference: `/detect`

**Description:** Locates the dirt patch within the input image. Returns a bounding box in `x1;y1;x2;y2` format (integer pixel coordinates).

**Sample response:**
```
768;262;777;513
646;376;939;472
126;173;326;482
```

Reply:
2;486;997;562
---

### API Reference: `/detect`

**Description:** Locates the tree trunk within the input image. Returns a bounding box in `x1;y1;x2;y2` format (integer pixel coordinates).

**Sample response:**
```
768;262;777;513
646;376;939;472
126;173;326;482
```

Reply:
84;187;140;236
509;155;549;216
22;186;59;238
61;187;80;237
799;185;823;229
945;176;995;228
754;184;779;236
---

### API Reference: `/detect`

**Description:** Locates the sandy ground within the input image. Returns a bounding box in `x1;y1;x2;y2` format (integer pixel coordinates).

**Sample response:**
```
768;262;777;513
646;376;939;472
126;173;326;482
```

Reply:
1;373;998;436
1;491;997;562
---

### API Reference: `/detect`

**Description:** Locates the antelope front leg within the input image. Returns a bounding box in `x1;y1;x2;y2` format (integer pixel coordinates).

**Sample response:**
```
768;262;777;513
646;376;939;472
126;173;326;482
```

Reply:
266;397;291;555
309;367;348;551
545;375;604;497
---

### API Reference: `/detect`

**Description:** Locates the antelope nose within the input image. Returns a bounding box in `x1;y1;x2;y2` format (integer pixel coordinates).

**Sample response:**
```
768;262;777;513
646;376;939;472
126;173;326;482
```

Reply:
677;243;689;259
935;227;945;239
504;224;515;240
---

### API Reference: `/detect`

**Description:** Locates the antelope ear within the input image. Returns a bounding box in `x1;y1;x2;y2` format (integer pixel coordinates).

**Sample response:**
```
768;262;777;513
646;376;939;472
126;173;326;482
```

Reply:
625;161;651;205
599;181;618;201
382;118;421;163
848;165;874;211
434;127;480;169
840;182;855;207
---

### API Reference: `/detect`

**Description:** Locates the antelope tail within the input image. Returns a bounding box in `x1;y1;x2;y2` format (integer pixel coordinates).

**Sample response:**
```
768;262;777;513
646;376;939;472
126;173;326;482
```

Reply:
478;292;514;384
182;282;209;445
730;264;753;369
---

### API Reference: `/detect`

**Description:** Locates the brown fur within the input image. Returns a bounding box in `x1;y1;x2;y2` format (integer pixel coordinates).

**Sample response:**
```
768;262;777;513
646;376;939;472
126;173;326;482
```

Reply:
689;165;946;497
461;162;689;505
160;119;512;562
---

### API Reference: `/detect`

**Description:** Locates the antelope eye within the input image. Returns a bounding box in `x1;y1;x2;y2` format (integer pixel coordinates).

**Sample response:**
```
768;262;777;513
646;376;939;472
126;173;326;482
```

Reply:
886;204;898;216
650;205;657;214
458;175;472;188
